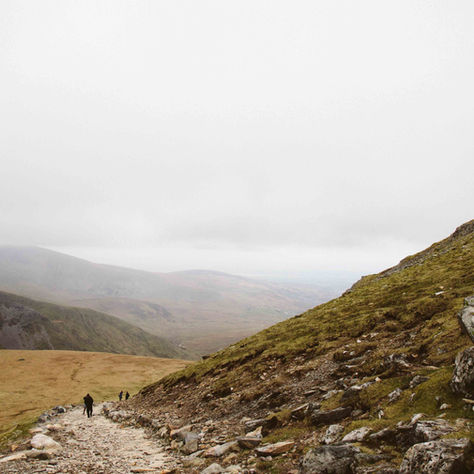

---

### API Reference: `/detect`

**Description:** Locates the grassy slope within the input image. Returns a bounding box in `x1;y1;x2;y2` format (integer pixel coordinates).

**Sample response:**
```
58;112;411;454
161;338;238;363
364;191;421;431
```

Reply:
134;220;474;468
160;220;474;388
0;291;196;359
0;349;191;444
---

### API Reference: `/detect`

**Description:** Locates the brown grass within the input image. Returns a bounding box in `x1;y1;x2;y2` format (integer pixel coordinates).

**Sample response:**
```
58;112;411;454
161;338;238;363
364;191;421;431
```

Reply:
0;349;191;441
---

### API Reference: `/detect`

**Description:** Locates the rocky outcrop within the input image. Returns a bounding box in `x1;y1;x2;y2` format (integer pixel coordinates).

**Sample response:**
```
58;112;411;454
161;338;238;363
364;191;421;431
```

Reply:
299;444;359;474
399;438;473;473
457;295;474;343
451;346;474;397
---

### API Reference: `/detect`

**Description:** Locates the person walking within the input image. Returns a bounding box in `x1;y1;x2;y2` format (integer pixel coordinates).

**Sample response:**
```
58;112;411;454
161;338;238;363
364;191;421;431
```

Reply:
119;390;123;401
83;393;94;418
125;391;130;400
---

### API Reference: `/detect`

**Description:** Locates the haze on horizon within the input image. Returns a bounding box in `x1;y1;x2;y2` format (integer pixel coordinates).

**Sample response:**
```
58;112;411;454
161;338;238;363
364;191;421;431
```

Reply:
1;1;473;287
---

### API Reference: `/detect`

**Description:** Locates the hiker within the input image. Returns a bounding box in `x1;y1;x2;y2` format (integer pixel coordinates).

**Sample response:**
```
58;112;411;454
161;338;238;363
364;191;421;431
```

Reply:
84;393;94;418
119;390;123;401
125;391;130;400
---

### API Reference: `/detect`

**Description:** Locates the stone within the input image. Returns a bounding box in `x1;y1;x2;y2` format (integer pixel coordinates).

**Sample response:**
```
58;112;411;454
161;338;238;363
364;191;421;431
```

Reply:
30;433;61;451
170;424;193;439
244;419;265;432
439;403;451;410
321;424;344;444
225;465;242;473
299;444;360;474
182;432;200;454
341;426;372;443
45;424;63;432
388;388;403;403
451;347;474;397
399;438;473;473
340;385;363;407
201;463;224;474
204;441;238;458
457;295;474;343
367;428;396;445
246;426;262;438
255;440;294;456
0;452;28;463
414;419;454;442
409;375;428;389
291;403;309;420
310;407;352;426
236;436;261;449
52;406;66;413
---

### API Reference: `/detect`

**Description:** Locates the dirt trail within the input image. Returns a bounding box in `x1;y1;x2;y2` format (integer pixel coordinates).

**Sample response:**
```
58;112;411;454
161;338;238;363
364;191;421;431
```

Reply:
2;404;179;474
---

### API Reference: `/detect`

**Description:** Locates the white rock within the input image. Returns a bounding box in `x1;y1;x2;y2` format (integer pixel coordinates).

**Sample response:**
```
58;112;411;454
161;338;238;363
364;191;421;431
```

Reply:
30;433;61;451
342;426;372;443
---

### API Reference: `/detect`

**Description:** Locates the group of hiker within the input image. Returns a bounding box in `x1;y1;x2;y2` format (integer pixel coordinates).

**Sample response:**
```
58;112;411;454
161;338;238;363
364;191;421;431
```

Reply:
118;390;130;401
82;390;130;418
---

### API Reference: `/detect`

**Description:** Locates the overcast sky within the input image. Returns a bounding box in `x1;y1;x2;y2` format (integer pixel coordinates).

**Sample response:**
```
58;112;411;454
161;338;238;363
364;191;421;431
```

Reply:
1;1;473;284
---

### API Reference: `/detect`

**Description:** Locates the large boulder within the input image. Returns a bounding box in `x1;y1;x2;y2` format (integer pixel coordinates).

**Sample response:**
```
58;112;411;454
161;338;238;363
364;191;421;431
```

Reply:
457;295;474;343
299;444;360;474
30;434;61;451
399;438;473;473
451;347;474;397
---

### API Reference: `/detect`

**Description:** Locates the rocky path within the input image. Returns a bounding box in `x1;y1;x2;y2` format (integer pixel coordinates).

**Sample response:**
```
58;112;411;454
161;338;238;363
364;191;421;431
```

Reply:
1;404;180;474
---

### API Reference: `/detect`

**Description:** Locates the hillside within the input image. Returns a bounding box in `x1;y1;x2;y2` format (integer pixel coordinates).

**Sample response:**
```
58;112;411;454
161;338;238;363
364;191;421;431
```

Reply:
0;247;337;353
0;350;190;444
124;220;474;472
0;291;195;359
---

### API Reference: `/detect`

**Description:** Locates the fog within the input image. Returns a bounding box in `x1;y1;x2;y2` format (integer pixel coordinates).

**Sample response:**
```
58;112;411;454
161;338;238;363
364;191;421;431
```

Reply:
1;1;473;284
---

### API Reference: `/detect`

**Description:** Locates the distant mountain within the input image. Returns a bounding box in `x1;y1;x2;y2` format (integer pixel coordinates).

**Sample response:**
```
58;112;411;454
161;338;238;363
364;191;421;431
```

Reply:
0;291;194;359
0;247;337;353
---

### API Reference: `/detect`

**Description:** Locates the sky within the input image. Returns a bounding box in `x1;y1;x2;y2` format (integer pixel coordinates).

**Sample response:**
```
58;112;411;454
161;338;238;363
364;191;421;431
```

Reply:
0;1;473;286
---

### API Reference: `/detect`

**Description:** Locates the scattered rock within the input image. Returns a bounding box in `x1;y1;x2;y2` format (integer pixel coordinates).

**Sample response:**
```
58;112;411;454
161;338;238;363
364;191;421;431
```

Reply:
341;426;372;443
52;406;66;414
321;424;344;444
300;444;360;474
399;438;473;473
0;452;28;463
255;440;294;456
244;419;264;433
182;432;200;454
451;347;474;397
310;407;352;426
170;424;193;439
291;403;310;420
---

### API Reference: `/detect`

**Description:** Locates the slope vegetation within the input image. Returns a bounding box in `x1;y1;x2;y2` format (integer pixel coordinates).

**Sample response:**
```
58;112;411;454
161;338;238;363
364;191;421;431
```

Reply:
128;220;474;472
0;247;337;353
0;291;195;359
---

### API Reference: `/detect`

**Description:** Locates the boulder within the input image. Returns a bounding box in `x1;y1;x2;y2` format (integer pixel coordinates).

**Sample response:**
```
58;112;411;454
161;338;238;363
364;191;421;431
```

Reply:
201;463;224;474
341;426;372;443
299;444;360;474
451;347;474;397
204;441;238;458
30;433;61;451
399;438;473;474
457;295;474;343
367;428;396;445
255;440;294;456
321;424;344;444
182;432;200;454
414;419;454;442
310;407;352;426
340;385;363;407
236;436;261;449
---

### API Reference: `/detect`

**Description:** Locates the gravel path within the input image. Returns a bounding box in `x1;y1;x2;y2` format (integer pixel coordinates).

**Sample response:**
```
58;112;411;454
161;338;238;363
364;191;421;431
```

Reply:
1;404;179;473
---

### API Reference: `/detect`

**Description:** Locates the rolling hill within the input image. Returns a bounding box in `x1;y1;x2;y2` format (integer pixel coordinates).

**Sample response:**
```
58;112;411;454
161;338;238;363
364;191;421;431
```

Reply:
127;219;474;472
0;247;337;353
0;291;195;359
